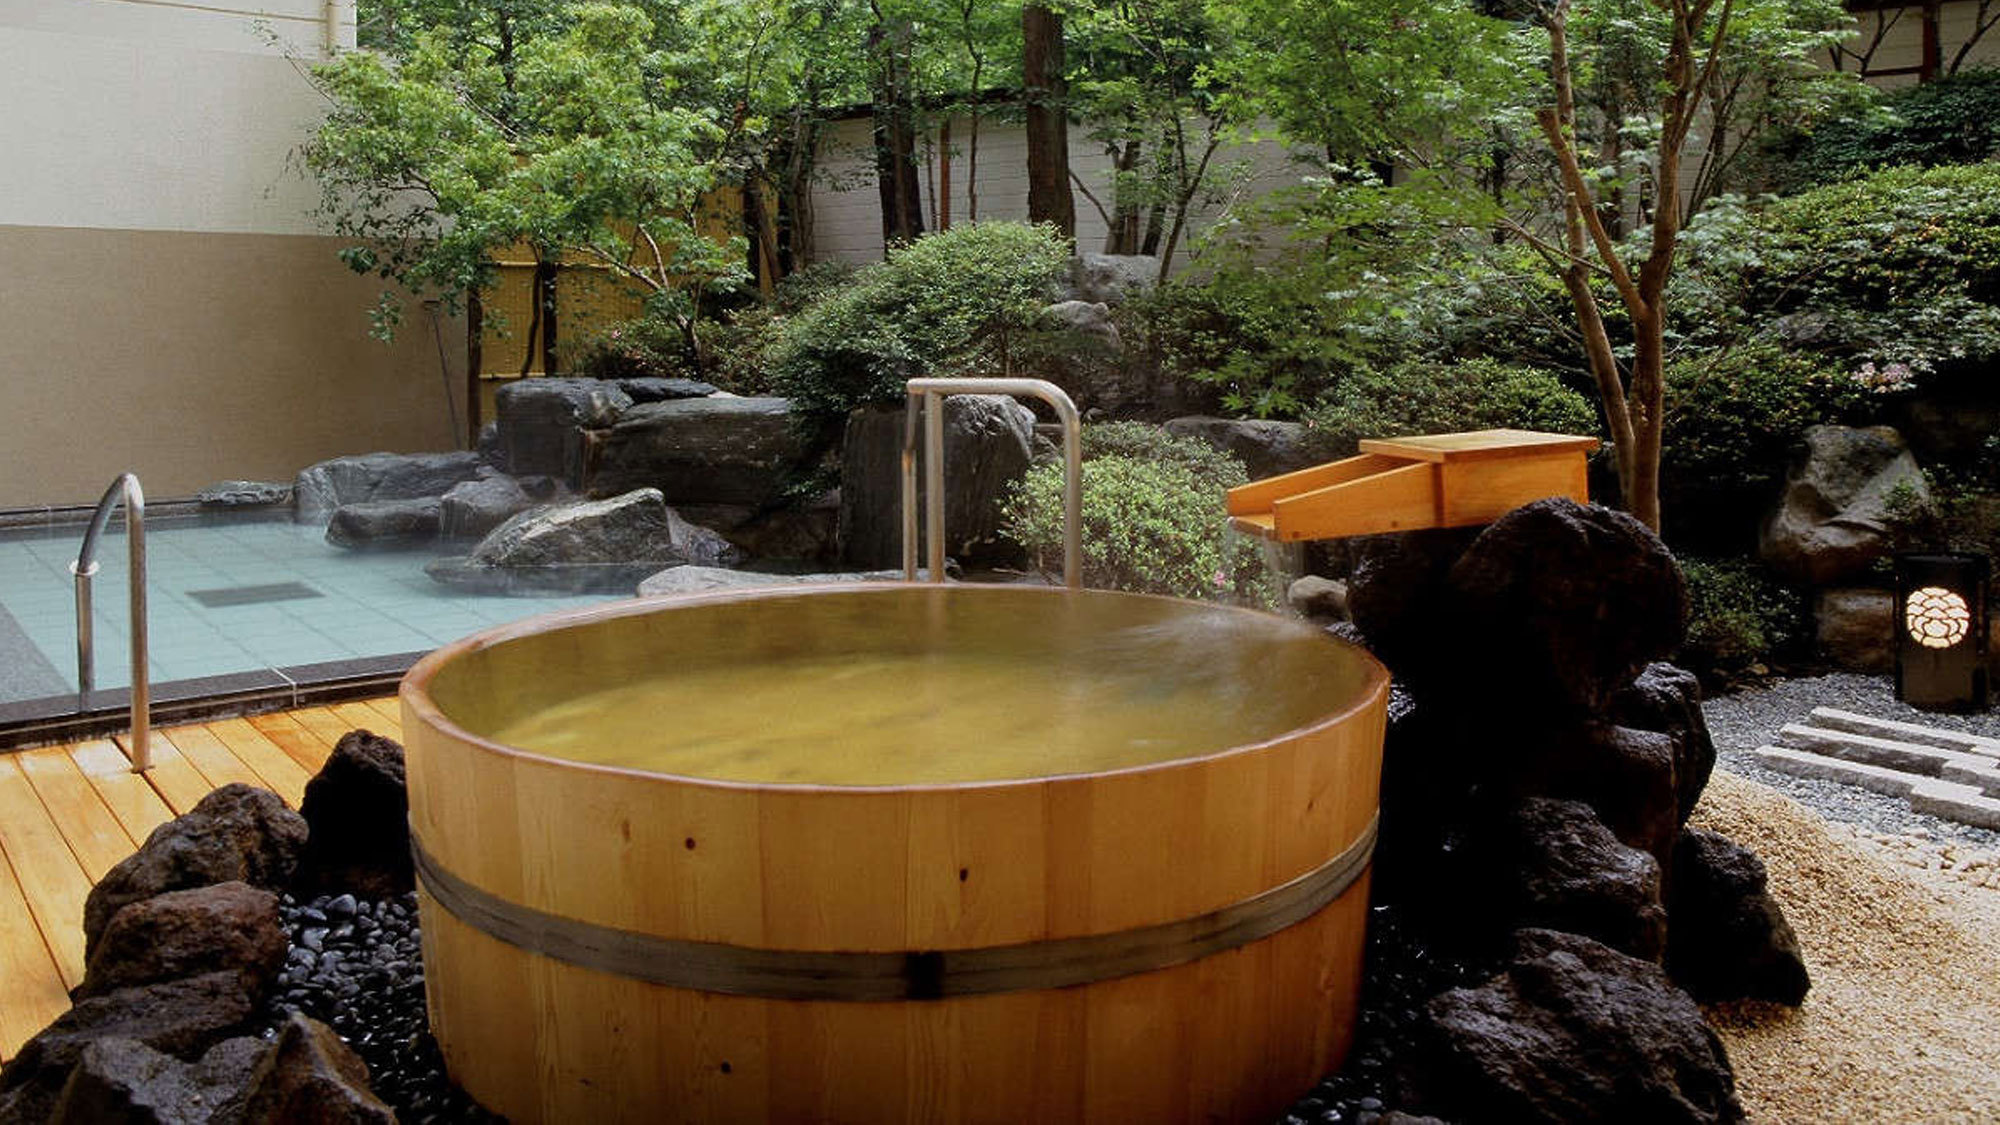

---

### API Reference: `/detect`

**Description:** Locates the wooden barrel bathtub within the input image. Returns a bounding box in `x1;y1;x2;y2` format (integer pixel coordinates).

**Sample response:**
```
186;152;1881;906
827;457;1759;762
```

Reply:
400;584;1388;1124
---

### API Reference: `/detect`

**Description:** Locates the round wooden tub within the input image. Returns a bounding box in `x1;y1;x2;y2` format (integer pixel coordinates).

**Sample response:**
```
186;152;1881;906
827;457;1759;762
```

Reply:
401;584;1388;1124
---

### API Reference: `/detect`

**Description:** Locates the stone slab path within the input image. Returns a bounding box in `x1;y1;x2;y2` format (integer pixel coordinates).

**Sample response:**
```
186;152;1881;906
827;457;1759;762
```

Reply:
1754;707;2000;830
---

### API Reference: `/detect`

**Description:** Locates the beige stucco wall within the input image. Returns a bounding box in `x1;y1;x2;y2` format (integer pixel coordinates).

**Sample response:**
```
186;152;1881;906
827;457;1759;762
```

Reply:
0;1;462;510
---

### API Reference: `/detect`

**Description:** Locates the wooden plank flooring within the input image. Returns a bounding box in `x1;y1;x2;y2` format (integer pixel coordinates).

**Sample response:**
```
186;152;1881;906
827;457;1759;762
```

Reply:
0;700;392;1065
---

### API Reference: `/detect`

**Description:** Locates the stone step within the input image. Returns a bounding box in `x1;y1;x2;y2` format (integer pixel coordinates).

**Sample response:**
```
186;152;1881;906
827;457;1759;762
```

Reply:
1755;746;2000;831
1940;757;2000;798
1806;707;2000;760
1773;723;1980;777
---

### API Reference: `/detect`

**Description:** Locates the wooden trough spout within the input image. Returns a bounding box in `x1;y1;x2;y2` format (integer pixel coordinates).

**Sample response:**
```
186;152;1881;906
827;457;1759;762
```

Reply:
1226;429;1601;543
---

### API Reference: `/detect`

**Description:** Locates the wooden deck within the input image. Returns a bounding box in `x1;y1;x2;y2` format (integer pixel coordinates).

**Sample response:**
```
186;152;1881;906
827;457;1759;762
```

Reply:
0;697;402;1065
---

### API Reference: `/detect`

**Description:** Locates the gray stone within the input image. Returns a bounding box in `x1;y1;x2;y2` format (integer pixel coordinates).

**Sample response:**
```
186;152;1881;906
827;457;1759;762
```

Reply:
83;785;306;960
1414;929;1741;1124
1611;663;1717;826
1069;253;1159;305
1666;829;1810;1005
475;421;503;469
678;497;839;564
1040;300;1123;350
615;377;719;403
493;377;633;484
1490;799;1667;962
1760;425;1929;586
839;398;1036;569
1162;416;1317;480
293;451;485;522
1287;575;1349;621
45;1035;261;1125
213;1013;391;1125
664;506;746;569
0;973;259;1124
77;883;285;1002
426;488;700;594
1447;498;1688;715
322;497;441;549
1815;587;1895;672
439;474;535;540
194;481;290;510
589;396;809;506
296;731;410;899
637;565;907;597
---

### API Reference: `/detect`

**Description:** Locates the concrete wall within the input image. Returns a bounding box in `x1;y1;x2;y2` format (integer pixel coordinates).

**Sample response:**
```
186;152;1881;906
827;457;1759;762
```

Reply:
0;0;459;509
808;113;1306;267
1841;1;2000;87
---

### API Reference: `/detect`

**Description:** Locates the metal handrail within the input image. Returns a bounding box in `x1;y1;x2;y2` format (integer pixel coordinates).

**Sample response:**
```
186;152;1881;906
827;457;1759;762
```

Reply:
902;378;1082;590
70;473;149;772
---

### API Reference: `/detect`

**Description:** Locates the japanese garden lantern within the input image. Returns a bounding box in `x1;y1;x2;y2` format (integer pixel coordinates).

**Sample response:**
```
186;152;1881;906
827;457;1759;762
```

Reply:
1894;553;1989;712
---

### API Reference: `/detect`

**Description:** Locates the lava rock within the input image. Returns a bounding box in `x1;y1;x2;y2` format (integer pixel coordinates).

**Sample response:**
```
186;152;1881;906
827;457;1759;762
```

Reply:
293;452;486;522
493;377;633;484
589;396;809;506
0;973;259;1123
1486;799;1667;962
84;785;307;959
839;397;1036;569
1344;527;1484;691
323;497;443;550
1611;662;1717;825
614;377;718;403
296;731;411;899
439;474;537;540
77;882;286;1002
1446;498;1688;715
46;1035;262;1125
1413;929;1741;1124
214;1012;392;1125
1759;424;1928;586
1666;829;1811;1005
1162;415;1318;480
195;481;292;510
1501;722;1682;872
426;488;708;594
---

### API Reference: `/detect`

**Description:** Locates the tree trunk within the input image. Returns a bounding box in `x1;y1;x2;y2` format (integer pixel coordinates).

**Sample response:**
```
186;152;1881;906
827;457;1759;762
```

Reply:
1023;4;1074;238
538;260;559;376
1105;139;1144;254
870;19;924;247
466;288;484;446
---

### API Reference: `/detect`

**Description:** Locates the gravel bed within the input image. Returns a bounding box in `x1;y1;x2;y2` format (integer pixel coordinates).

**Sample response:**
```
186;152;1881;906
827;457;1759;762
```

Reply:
1701;671;2000;853
269;891;499;1123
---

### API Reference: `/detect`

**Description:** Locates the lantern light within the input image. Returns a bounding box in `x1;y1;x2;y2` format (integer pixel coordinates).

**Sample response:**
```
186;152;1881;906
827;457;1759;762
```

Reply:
1894;554;1990;712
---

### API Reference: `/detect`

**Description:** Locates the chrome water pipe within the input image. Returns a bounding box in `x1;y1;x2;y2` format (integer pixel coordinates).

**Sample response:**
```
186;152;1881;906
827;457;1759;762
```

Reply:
70;473;149;771
902;378;1082;590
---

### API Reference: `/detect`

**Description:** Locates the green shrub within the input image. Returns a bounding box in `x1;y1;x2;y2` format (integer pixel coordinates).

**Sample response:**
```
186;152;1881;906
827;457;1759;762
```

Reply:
1001;429;1269;604
767;222;1071;429
1660;345;1869;547
1123;268;1360;419
1677;557;1804;677
1781;68;2000;189
1297;357;1599;458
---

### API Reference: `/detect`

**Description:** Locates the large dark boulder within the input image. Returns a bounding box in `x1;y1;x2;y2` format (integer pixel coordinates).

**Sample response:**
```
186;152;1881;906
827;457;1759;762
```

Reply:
1486;799;1667;962
1611;663;1717;825
83;786;306;959
296;730;411;899
45;1036;263;1125
1666;829;1811;1005
425;488;715;594
1446;498;1688;715
323;498;442;550
0;973;259;1123
1069;252;1158;305
493;377;632;484
213;1012;392;1125
1759;424;1927;587
293;452;485;522
1502;722;1682;872
1344;528;1484;690
1814;587;1896;673
839;397;1036;569
614;376;718;403
1162;416;1317;480
1413;929;1741;1124
439;474;536;540
679;497;838;565
76;883;285;1002
588;396;809;506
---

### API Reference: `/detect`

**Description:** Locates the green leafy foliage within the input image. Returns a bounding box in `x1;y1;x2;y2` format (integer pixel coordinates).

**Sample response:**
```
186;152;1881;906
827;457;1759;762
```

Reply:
1677;557;1804;678
1298;358;1598;458
767;222;1070;427
1780;67;2000;189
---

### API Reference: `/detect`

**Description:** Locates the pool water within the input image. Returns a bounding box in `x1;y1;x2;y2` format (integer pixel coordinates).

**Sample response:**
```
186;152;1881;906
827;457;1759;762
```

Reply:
0;516;619;707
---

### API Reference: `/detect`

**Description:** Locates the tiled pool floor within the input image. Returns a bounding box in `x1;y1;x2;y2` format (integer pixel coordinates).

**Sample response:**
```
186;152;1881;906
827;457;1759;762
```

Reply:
0;517;617;705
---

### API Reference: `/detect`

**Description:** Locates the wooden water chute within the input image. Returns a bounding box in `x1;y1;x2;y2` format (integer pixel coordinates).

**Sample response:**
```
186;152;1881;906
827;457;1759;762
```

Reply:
1226;429;1601;543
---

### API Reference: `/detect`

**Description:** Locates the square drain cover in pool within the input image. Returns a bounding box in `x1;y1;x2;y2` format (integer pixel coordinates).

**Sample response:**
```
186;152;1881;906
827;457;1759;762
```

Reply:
186;581;324;608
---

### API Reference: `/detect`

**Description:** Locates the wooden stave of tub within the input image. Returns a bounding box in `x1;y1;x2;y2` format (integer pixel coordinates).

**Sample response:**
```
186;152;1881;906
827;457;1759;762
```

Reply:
401;583;1389;1125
